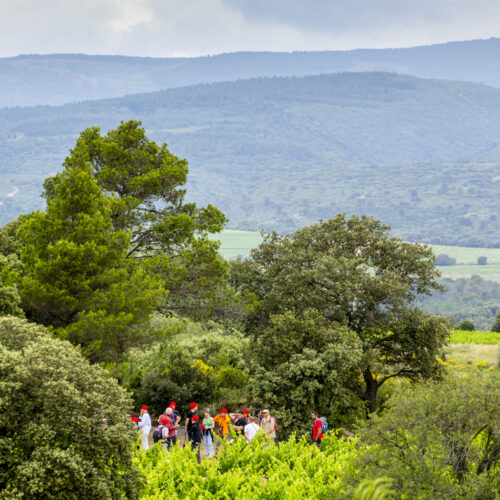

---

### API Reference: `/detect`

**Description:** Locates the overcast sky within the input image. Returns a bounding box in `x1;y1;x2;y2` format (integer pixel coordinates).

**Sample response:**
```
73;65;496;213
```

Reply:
1;0;499;58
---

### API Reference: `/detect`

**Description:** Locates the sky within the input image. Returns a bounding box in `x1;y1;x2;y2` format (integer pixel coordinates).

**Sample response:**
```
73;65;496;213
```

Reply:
1;0;500;58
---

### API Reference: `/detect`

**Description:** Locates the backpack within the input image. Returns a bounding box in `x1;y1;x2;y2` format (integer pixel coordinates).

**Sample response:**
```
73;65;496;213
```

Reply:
319;417;329;435
152;425;166;443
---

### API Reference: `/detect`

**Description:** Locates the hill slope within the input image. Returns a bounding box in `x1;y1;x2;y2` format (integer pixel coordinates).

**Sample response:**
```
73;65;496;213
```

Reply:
2;38;500;107
0;72;499;246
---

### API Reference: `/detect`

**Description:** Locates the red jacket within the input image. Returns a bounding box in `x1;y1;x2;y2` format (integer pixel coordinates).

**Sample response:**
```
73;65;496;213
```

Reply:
160;415;179;438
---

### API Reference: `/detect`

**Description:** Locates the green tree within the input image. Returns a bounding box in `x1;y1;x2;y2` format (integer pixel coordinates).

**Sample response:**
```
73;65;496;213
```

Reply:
458;319;475;331
0;316;141;499
231;215;449;414
491;312;500;333
354;373;500;499
18;158;165;363
45;121;232;320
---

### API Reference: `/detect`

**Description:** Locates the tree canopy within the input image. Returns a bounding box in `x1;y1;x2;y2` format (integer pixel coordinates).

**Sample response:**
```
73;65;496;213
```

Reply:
231;215;449;414
0;316;141;499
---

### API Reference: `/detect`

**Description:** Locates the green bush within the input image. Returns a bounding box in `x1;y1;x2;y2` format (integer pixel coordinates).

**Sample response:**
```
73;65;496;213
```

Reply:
137;433;359;499
353;372;500;499
0;316;141;499
457;319;475;331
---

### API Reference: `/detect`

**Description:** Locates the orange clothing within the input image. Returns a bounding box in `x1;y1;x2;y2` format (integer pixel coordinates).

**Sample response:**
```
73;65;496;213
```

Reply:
213;413;231;435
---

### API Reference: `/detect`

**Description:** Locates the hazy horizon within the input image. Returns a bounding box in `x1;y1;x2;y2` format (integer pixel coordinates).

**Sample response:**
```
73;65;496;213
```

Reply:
1;0;500;58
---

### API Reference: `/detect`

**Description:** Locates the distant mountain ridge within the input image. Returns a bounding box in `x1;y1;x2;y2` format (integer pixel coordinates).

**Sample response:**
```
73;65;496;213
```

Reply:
2;37;500;107
0;71;499;247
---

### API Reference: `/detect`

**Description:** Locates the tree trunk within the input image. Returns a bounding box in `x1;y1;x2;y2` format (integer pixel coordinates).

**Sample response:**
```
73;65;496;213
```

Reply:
363;369;379;414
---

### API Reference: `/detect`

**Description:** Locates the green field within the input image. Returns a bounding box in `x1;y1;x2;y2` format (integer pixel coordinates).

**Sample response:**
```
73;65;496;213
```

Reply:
449;329;500;344
438;264;500;282
212;230;263;258
431;245;500;264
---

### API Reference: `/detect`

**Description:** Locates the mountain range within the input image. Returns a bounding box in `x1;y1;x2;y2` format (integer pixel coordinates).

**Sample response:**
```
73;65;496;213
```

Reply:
1;71;499;246
2;37;500;108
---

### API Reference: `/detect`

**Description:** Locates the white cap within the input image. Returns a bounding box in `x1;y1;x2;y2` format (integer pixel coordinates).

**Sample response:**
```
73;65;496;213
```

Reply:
262;409;270;413
166;407;173;415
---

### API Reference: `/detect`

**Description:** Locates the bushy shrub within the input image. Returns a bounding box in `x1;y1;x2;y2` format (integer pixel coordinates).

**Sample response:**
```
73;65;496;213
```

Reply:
457;319;475;331
352;372;500;499
137;433;359;499
0;316;141;499
122;317;249;415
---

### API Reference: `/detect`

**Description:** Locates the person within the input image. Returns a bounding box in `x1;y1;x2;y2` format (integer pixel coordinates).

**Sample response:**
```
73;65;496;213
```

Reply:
254;409;262;424
202;408;214;457
244;416;261;443
190;415;202;464
138;405;151;450
169;402;181;445
311;411;323;446
185;402;197;443
160;407;180;451
213;408;232;442
232;410;248;436
260;409;276;442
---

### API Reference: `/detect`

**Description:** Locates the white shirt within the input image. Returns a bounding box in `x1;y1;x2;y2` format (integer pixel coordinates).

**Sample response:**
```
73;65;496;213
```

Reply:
138;412;151;434
244;422;260;442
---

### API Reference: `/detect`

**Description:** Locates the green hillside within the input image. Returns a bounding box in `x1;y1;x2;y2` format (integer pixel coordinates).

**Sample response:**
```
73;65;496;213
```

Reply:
1;72;500;246
3;38;500;107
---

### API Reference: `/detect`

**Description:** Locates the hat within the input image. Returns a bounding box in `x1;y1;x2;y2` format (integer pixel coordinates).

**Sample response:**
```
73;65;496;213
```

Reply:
159;416;168;425
131;417;139;423
220;408;228;414
262;409;269;413
166;407;173;415
140;405;148;411
192;415;200;422
170;401;176;407
243;409;250;415
189;402;197;410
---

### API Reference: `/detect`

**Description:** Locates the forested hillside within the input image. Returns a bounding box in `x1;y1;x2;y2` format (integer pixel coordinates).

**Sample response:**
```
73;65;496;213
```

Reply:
2;38;500;107
1;72;500;246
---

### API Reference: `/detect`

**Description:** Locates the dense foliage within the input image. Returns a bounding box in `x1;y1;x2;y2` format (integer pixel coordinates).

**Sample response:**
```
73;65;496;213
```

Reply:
0;317;141;499
2;73;500;246
137;433;360;499
122;317;249;414
354;372;500;499
232;215;449;419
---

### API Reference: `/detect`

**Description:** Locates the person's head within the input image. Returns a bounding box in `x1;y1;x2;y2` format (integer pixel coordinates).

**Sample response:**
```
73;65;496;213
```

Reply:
262;409;270;419
243;409;250;418
166;407;173;416
311;411;319;420
255;409;261;417
237;411;244;419
159;415;168;425
140;405;148;416
204;408;211;418
192;415;200;424
247;416;255;424
189;402;198;413
220;408;228;416
169;401;176;409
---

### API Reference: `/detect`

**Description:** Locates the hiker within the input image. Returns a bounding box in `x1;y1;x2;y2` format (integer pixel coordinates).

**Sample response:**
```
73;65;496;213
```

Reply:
260;409;276;442
138;405;151;450
254;409;262;424
169;402;181;445
190;415;202;464
244;416;261;443
202;408;214;457
213;408;232;442
311;411;323;446
160;407;180;451
232;410;248;435
185;402;197;442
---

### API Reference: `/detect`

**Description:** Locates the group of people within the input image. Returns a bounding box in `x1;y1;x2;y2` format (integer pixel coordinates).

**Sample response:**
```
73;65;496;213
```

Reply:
132;403;327;461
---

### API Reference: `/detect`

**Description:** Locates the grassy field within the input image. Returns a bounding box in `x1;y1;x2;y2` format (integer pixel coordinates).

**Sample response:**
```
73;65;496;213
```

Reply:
446;330;499;368
431;245;500;264
449;329;500;344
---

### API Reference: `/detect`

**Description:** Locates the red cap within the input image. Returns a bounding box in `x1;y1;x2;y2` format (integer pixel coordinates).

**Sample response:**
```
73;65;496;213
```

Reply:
131;417;139;422
243;409;250;415
192;415;200;422
140;405;148;411
170;401;176;407
189;402;197;410
220;408;228;414
159;416;168;425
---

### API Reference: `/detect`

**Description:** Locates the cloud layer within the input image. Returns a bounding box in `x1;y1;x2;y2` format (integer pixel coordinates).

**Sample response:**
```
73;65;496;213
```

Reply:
1;0;500;57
